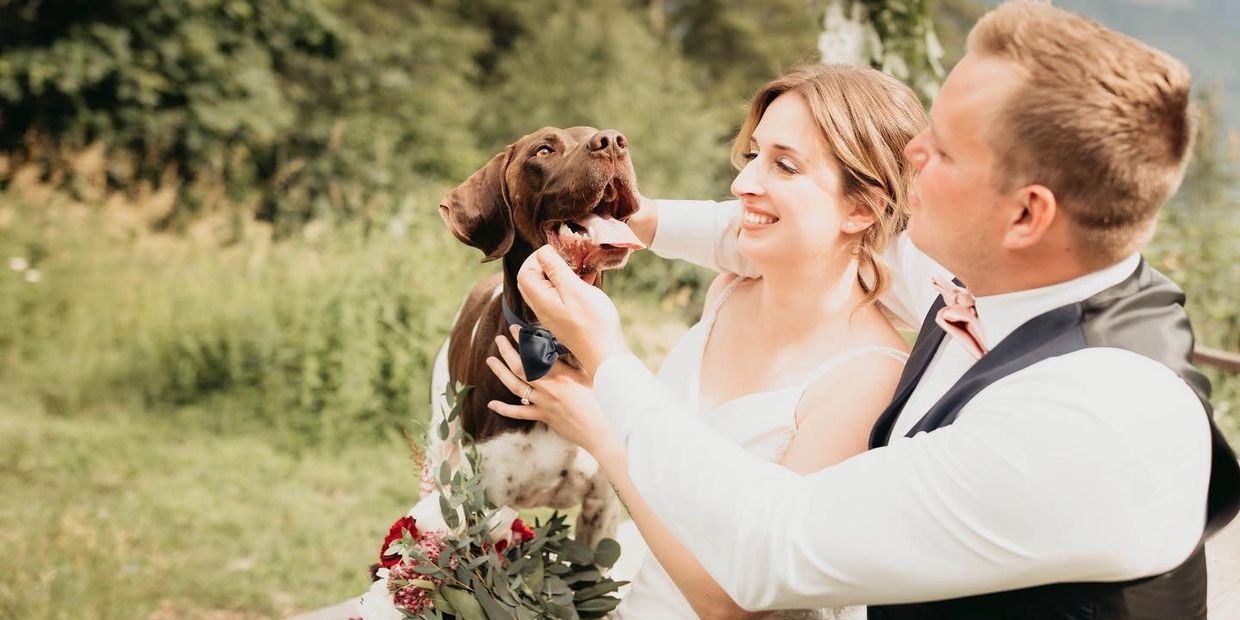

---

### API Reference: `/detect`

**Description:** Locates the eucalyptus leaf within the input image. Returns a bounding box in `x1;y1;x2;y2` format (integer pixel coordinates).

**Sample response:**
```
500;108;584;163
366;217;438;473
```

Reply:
572;579;624;601
563;568;599;585
525;559;544;592
475;587;512;620
439;461;451;486
547;602;578;620
439;494;460;529
556;540;594;566
429;590;456;614
592;538;620;569
442;586;488;620
575;595;621;614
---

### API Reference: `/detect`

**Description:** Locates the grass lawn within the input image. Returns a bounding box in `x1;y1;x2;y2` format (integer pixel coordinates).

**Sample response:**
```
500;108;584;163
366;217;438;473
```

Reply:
0;398;421;619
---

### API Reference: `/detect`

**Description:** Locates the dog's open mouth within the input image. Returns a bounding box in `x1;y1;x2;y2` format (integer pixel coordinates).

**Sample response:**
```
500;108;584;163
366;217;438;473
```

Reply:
545;180;645;285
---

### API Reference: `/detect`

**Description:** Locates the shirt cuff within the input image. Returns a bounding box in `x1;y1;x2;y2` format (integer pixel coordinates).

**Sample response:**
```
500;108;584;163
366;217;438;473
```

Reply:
592;352;668;443
649;199;723;264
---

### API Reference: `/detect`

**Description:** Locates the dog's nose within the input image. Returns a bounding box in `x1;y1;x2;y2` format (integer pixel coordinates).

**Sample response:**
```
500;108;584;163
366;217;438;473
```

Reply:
587;130;627;157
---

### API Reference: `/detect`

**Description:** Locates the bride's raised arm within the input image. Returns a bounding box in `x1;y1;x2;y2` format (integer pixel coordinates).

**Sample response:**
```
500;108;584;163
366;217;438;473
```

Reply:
636;196;760;278
640;195;949;329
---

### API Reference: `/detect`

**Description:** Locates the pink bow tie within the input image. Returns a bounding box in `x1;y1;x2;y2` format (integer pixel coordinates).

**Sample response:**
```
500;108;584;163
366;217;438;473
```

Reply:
931;276;989;359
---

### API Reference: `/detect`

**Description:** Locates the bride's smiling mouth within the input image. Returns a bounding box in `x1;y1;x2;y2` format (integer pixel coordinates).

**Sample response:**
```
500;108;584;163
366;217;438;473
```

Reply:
742;207;780;229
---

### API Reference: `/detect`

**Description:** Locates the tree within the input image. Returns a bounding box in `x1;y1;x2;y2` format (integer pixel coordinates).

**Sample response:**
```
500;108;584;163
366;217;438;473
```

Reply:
483;1;729;199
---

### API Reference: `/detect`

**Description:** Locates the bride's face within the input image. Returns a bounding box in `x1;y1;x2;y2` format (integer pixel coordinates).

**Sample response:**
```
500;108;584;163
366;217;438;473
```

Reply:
731;93;865;271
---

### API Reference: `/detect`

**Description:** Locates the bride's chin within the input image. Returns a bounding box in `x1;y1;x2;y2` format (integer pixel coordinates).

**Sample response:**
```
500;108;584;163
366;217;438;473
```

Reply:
737;234;771;258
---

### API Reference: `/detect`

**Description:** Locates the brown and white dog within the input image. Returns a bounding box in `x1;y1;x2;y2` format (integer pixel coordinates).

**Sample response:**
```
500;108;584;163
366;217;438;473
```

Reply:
424;126;644;548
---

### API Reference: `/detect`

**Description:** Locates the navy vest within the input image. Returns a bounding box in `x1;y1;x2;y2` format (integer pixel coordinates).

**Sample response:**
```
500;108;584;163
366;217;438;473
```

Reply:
866;259;1240;620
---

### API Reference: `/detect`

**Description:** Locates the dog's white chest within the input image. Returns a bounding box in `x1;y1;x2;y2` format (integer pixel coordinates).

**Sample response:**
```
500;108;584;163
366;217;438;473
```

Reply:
476;425;600;509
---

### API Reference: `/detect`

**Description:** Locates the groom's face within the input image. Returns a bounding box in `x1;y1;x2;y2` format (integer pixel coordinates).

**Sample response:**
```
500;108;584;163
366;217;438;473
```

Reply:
904;54;1026;287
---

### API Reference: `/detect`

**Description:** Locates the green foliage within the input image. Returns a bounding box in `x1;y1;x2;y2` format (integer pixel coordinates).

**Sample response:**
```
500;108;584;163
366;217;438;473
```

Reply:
0;185;490;445
0;0;343;187
479;1;730;198
645;0;825;110
261;1;490;230
1145;90;1240;436
858;0;945;101
383;384;625;619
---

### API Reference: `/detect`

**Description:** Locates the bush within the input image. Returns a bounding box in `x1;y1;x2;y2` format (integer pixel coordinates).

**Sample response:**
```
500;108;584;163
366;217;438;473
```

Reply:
0;179;490;445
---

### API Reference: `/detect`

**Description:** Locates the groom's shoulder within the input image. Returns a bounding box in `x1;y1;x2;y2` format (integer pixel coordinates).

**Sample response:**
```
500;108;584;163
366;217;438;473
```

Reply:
987;347;1208;430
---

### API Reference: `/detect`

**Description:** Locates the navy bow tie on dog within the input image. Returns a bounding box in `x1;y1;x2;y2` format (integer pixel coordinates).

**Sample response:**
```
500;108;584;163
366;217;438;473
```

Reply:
502;298;569;381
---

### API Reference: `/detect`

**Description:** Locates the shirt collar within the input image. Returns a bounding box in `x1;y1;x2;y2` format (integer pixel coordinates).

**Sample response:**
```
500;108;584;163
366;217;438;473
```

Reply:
971;253;1141;348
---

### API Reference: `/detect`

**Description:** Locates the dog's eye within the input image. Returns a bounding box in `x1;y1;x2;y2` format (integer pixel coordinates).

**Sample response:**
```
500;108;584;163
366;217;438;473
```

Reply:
535;146;554;157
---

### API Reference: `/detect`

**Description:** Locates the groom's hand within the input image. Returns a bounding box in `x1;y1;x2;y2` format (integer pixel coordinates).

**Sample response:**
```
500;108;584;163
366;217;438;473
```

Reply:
517;246;630;376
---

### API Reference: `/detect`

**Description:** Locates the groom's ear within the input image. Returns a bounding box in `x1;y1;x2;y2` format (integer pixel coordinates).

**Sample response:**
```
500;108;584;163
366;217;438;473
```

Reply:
1003;184;1058;250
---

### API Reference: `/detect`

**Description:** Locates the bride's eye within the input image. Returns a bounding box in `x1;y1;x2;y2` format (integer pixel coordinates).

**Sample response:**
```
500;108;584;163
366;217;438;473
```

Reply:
741;150;758;162
776;158;799;174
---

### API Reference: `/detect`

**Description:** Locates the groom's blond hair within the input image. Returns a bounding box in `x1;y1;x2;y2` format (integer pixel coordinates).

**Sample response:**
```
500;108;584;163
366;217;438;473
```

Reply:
731;65;927;307
969;0;1196;261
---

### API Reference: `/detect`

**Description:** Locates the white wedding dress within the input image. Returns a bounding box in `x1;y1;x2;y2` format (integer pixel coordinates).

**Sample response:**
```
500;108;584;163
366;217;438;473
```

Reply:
611;277;906;619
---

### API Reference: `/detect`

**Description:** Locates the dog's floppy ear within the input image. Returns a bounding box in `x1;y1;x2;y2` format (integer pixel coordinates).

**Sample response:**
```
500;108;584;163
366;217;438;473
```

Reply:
439;146;516;262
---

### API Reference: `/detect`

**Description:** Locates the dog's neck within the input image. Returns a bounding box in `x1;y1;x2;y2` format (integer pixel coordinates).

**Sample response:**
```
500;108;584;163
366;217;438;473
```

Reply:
501;247;539;326
500;242;604;328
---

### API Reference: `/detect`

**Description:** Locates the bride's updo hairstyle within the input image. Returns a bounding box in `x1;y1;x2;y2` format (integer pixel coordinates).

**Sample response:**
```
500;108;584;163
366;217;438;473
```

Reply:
731;65;928;306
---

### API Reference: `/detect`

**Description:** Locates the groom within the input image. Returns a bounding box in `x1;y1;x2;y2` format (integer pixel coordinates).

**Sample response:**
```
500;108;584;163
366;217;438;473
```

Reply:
513;1;1240;618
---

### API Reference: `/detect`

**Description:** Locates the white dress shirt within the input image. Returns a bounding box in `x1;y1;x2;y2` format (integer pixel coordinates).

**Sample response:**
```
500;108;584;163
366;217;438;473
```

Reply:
592;199;1212;610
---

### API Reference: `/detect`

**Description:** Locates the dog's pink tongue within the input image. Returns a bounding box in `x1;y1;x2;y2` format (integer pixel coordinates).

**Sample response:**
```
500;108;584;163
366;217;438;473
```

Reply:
574;213;646;249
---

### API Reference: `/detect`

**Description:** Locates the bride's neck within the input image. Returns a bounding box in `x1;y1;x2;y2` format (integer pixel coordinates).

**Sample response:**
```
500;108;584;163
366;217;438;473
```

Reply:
752;253;867;335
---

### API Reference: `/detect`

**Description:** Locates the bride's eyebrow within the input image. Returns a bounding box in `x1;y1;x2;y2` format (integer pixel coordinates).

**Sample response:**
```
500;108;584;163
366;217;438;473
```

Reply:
769;143;806;159
751;133;809;159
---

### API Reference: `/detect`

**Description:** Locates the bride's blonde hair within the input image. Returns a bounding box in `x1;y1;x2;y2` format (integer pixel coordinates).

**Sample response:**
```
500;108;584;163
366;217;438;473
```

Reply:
731;64;928;306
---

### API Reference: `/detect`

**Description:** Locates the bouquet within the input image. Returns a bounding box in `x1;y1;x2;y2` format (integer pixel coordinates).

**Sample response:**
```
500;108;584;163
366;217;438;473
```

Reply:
357;384;627;620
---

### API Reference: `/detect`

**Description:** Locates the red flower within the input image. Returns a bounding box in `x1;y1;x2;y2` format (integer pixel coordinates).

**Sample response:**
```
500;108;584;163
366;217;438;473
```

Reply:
511;518;535;545
379;515;418;569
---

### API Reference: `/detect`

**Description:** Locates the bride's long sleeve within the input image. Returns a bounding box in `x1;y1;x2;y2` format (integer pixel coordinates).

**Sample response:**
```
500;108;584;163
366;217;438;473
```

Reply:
649;199;759;277
649;198;949;329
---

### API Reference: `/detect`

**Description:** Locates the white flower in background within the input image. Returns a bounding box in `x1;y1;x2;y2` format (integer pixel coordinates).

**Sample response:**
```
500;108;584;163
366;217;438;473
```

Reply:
407;490;460;534
356;568;402;620
8;256;28;272
24;269;41;284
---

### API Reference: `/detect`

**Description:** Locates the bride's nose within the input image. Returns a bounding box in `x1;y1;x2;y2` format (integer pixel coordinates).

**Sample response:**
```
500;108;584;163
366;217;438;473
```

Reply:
731;158;763;198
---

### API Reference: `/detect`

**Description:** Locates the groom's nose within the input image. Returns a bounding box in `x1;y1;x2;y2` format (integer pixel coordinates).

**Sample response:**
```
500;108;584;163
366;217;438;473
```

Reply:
905;130;930;171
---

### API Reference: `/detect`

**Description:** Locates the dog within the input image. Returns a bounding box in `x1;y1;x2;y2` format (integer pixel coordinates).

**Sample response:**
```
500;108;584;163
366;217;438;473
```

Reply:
424;126;643;548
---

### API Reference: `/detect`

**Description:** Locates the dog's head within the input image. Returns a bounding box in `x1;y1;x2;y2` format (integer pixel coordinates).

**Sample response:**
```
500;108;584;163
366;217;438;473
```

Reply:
439;126;644;284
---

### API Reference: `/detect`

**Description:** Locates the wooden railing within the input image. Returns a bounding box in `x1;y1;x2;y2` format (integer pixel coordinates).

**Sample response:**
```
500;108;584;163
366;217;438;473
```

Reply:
1195;346;1240;373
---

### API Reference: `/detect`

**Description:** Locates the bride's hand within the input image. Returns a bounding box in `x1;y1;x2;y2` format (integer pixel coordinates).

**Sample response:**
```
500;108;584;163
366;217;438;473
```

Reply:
485;326;621;457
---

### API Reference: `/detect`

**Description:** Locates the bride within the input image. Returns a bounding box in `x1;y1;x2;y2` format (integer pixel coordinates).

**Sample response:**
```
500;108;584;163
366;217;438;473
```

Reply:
487;64;927;618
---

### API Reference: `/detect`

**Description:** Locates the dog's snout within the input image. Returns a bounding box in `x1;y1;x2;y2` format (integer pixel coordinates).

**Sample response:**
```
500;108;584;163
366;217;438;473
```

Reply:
588;130;627;157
